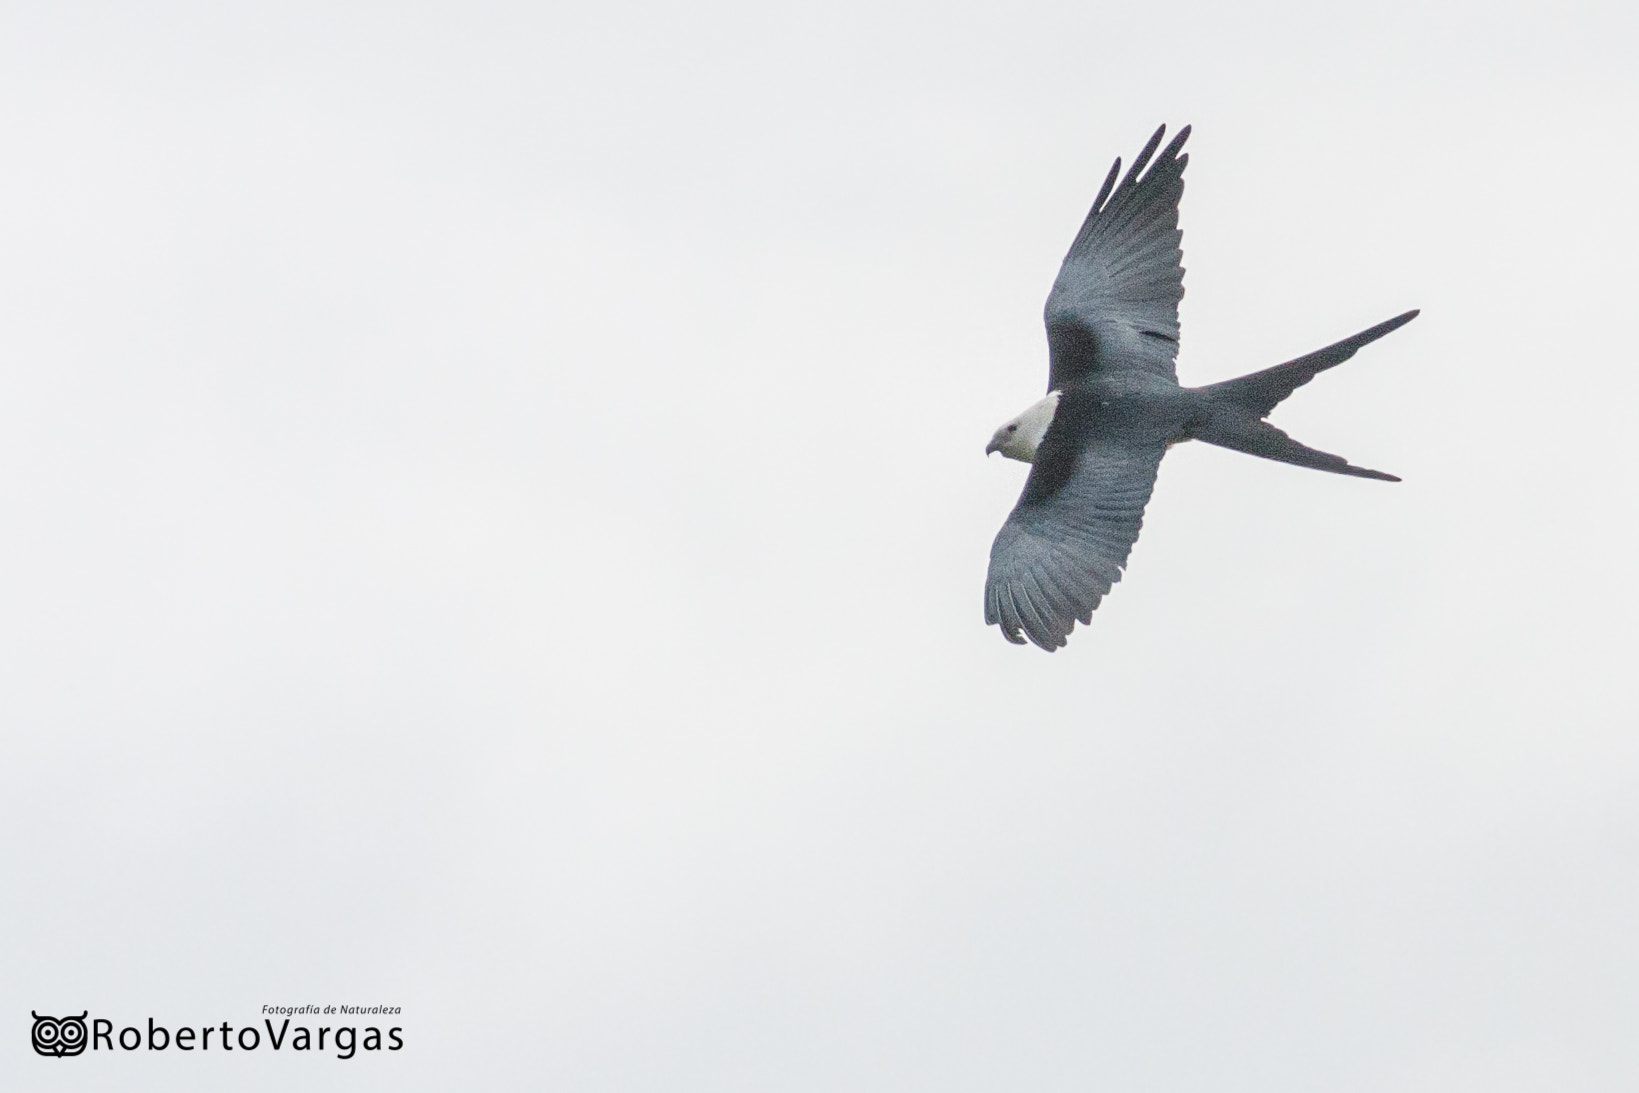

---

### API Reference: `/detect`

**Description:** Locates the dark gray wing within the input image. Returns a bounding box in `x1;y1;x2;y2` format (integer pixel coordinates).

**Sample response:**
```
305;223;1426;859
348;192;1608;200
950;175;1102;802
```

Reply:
985;434;1168;650
1044;125;1190;391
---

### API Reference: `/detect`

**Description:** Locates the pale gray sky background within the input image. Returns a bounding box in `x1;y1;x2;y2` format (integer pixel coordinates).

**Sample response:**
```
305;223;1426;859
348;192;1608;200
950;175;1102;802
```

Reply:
3;1;1636;1090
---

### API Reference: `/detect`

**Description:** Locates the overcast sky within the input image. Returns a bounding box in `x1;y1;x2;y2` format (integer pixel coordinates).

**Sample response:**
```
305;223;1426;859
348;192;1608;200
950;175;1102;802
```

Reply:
3;1;1636;1090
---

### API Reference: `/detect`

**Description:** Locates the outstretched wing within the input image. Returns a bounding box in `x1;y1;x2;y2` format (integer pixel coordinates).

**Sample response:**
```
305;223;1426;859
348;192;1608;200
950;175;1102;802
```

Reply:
985;433;1168;650
1044;124;1190;391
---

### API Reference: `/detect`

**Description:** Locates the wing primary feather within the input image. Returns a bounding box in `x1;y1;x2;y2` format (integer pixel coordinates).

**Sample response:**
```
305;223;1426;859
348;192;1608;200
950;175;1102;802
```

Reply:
1048;553;1101;621
998;582;1022;637
1123;125;1168;191
1104;164;1183;236
1002;585;1031;645
1013;576;1058;649
1020;571;1071;647
1069;158;1124;253
1030;563;1080;624
1159;127;1191;170
1090;158;1121;216
1109;137;1172;221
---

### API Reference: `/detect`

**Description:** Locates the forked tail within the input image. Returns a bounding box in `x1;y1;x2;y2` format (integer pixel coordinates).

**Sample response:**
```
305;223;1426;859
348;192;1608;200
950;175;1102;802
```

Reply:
1190;310;1418;481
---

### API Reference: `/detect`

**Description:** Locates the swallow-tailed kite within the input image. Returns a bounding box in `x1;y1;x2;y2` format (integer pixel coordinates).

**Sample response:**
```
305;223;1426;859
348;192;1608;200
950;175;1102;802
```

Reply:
985;124;1417;650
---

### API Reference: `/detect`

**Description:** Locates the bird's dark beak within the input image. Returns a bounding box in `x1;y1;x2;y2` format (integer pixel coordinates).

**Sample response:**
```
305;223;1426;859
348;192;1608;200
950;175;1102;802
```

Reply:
985;440;1000;456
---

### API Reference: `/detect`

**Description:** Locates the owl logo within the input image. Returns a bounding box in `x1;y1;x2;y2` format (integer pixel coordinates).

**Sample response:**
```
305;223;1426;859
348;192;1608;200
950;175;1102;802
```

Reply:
31;1012;89;1057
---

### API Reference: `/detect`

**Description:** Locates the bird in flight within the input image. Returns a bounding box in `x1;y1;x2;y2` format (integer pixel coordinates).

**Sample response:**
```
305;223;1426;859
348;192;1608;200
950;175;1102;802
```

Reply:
984;124;1417;650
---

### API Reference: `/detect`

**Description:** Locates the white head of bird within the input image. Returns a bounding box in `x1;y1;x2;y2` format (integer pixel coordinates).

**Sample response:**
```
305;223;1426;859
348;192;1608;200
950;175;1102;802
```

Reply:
986;391;1062;463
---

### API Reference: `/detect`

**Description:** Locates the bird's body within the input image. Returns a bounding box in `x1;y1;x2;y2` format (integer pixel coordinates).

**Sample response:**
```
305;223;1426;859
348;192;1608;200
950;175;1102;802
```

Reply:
984;125;1417;650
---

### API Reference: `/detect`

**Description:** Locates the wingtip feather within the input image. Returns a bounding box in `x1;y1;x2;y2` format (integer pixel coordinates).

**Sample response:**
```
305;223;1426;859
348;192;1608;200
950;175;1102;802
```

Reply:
1091;158;1121;215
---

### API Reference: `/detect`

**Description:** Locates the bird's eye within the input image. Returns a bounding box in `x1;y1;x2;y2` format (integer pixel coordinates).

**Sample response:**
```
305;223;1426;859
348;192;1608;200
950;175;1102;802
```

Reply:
1006;424;1017;432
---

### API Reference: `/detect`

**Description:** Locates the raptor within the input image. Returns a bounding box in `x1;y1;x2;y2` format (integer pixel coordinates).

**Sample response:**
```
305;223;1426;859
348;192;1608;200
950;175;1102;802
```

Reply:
985;124;1416;650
